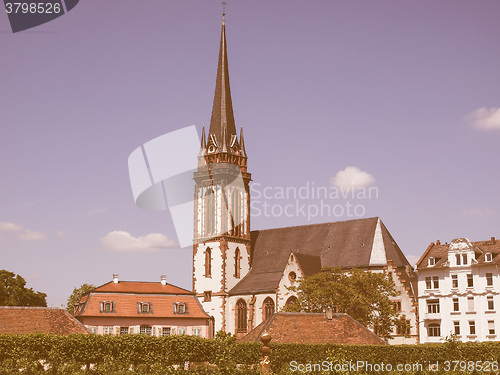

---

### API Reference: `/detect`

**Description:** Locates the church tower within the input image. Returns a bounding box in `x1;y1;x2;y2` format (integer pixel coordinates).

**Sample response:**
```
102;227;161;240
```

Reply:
193;15;252;333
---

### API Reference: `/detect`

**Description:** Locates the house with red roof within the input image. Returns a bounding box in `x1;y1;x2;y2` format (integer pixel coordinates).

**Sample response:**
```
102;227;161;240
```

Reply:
74;274;213;337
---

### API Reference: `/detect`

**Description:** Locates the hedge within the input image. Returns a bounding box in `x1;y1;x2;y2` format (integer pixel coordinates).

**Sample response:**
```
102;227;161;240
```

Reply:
0;334;499;374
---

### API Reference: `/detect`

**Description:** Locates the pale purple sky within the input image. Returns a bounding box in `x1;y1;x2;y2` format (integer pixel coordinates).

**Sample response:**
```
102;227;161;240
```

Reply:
1;1;499;307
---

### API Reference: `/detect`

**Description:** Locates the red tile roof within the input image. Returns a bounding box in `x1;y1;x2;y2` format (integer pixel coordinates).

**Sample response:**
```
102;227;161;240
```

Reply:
92;281;193;295
240;312;387;345
75;293;209;319
0;307;89;335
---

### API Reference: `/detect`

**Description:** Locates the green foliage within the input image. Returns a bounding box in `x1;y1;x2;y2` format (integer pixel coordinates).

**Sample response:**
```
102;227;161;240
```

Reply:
65;284;95;313
0;333;499;374
0;269;47;307
284;267;399;338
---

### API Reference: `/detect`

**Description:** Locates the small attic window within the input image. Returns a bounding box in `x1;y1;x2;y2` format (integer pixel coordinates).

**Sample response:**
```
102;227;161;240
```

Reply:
428;257;436;267
99;301;115;313
288;271;297;282
174;302;188;314
485;253;493;262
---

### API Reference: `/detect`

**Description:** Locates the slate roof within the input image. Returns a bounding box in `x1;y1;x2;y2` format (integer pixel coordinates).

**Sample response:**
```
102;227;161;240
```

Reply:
230;217;410;295
239;312;387;345
207;18;238;150
417;237;500;270
0;307;89;335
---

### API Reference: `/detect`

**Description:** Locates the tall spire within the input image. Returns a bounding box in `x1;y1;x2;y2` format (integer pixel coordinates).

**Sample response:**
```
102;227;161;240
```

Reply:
207;14;237;151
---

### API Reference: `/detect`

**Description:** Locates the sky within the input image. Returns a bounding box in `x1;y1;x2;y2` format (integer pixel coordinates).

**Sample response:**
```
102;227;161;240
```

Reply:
1;0;499;308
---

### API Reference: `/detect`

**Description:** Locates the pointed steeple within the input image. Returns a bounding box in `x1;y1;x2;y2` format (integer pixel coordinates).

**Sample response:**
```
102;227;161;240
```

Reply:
198;127;206;157
207;15;237;151
239;127;247;157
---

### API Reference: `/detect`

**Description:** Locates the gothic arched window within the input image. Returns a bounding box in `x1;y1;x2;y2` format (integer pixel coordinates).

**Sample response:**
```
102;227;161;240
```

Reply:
204;188;215;236
231;190;241;236
263;297;275;321
234;247;241;278
236;299;247;333
285;296;298;309
205;248;212;278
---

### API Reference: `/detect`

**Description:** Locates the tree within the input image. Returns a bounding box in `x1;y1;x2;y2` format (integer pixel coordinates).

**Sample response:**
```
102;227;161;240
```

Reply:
284;267;399;339
66;283;95;314
0;269;47;306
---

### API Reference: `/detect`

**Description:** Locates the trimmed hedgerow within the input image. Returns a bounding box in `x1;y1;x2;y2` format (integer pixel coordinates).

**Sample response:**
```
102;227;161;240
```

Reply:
0;334;499;374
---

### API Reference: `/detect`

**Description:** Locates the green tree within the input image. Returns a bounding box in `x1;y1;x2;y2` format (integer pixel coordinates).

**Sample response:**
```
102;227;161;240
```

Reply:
66;283;95;313
0;269;47;306
284;267;399;339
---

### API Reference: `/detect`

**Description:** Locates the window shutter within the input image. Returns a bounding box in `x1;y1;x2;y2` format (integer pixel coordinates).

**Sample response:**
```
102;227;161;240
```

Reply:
172;303;177;314
99;302;104;312
184;303;188;314
137;302;141;314
149;302;153;314
112;301;116;313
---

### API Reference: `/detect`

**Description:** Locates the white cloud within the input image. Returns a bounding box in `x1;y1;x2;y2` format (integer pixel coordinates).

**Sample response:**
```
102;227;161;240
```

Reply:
87;208;110;217
56;230;65;238
0;222;47;241
462;208;496;218
0;222;24;232
465;107;500;130
330;166;376;190
100;231;178;252
18;230;47;241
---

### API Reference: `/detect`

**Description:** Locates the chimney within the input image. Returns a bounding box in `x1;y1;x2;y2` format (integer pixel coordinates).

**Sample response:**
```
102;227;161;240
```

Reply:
161;275;167;286
491;237;496;244
113;274;119;284
326;307;333;320
436;240;441;245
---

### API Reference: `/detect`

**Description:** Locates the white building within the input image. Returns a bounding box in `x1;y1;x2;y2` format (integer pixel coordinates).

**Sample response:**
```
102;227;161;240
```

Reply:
192;16;419;344
417;237;500;343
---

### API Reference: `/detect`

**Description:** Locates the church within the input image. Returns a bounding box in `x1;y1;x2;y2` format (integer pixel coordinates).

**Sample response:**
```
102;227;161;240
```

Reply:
192;16;418;344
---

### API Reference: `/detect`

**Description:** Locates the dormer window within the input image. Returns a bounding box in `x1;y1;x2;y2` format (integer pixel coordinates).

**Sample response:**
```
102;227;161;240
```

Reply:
428;257;436;267
137;302;152;314
174;302;188;314
485;253;493;262
455;253;468;266
99;301;115;313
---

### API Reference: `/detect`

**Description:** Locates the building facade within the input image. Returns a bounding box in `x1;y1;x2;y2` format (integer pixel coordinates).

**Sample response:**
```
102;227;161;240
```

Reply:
75;275;213;338
193;16;418;344
417;237;500;343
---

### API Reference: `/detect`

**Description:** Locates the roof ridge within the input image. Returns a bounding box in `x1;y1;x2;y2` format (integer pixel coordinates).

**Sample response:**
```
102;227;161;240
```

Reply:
251;217;380;234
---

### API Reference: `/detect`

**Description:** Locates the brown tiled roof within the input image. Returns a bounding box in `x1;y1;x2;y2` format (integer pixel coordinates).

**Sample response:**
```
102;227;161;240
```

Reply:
75;293;209;319
240;312;387;345
0;307;89;335
417;237;500;270
230;217;410;295
91;281;193;295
